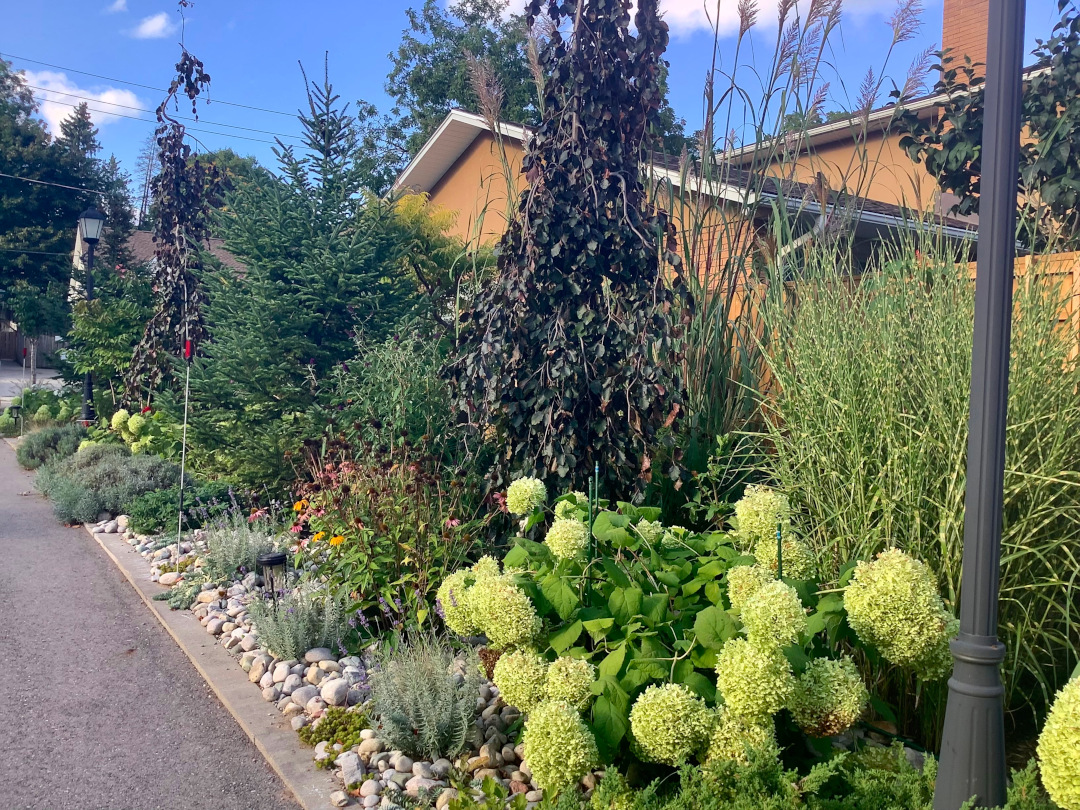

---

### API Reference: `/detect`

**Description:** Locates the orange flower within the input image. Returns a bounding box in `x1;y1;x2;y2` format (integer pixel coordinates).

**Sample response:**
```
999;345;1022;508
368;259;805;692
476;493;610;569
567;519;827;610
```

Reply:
329;535;345;546
312;531;326;542
292;499;309;512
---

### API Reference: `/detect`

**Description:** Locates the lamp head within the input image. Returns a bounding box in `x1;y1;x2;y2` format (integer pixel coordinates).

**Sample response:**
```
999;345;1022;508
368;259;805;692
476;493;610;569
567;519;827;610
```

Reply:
78;207;106;244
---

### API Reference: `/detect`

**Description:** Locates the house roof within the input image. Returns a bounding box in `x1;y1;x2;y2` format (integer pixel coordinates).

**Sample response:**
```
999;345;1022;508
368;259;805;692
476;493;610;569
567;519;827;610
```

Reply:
395;109;977;242
125;230;246;273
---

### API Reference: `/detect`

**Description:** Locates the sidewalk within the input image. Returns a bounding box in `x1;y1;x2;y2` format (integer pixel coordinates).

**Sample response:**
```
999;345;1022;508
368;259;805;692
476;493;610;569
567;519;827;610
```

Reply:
0;441;301;810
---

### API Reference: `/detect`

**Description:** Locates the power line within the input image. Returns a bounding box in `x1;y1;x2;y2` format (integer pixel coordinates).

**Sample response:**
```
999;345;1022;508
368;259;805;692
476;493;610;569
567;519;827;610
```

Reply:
0;171;105;196
0;247;73;257
2;51;295;117
26;84;303;141
28;93;280;144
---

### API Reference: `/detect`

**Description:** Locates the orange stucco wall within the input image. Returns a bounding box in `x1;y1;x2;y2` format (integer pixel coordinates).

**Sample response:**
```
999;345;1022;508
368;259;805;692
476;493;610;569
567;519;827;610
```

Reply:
427;133;526;245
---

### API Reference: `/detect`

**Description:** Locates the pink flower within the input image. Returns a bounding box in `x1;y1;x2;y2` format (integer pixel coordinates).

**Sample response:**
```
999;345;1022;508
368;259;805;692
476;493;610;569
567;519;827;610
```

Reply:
289;524;303;533
445;517;462;528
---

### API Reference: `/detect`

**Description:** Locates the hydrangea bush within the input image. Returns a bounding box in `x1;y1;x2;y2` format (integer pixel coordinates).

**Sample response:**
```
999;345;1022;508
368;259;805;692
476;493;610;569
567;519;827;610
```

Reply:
1038;674;1080;810
435;483;958;788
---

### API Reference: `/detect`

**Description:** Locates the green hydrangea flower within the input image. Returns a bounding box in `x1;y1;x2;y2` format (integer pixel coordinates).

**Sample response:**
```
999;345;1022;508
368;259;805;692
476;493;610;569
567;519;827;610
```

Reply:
661;525;689;550
707;707;776;764
494;649;549;713
0;413;13;430
110;408;130;432
789;657;868;737
507;476;547;516
471;555;502;581
734;484;789;546
77;439;96;452
635;519;663;545
471;573;541;651
715;638;795;720
523;700;598;794
126;413;147;437
554;492;587;520
56;405;72;422
740;580;807;647
753;534;816;580
545;656;595;709
545;518;590;560
1038;675;1080;810
32;404;52;423
907;621;959;681
727;565;773;612
844;549;957;678
629;683;714;765
437;569;478;636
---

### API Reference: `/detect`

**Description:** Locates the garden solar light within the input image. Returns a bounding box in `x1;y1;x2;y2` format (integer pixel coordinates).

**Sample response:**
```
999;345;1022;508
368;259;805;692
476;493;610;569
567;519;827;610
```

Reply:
256;550;288;605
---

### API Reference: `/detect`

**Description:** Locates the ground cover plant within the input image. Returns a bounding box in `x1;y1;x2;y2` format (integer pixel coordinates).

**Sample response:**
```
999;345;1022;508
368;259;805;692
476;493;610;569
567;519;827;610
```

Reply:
755;251;1080;725
125;479;235;535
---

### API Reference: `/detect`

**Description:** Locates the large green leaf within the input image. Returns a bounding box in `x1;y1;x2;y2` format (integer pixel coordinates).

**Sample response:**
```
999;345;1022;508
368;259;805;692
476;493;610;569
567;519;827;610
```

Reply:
609;587;644;625
592;512;632;547
549;620;583;653
694;605;737;649
599;644;627;678
540;572;580;621
583;617;616;641
592;695;629;761
640;594;668;626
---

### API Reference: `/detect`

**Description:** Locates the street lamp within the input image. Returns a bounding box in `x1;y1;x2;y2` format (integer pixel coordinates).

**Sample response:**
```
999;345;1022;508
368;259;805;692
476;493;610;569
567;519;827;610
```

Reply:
933;0;1025;808
77;206;105;424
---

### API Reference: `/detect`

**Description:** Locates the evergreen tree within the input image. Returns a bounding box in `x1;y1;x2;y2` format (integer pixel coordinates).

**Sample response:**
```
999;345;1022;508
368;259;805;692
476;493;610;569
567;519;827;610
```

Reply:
0;60;92;300
176;70;426;487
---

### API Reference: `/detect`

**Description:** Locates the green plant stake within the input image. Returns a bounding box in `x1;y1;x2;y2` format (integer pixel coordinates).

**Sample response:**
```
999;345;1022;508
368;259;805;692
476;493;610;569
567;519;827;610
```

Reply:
777;521;784;580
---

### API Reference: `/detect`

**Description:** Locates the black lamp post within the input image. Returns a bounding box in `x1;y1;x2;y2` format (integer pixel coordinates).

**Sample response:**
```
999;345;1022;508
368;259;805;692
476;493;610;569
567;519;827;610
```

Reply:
77;207;105;424
933;0;1026;808
256;550;289;605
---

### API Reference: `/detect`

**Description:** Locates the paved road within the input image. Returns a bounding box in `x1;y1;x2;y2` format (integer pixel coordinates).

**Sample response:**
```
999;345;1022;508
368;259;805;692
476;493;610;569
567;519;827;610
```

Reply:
0;442;302;810
0;358;62;403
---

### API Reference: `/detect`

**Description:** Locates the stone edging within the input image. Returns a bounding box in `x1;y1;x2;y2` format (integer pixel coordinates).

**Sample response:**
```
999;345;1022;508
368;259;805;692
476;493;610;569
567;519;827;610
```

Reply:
86;524;339;810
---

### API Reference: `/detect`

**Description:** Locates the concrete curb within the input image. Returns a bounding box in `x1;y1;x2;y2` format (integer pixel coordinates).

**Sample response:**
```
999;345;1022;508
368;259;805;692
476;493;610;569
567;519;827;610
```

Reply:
86;525;340;810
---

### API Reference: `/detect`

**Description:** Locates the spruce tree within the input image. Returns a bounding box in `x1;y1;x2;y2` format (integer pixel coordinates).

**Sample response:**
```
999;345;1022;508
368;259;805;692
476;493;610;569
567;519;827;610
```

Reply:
177;70;423;487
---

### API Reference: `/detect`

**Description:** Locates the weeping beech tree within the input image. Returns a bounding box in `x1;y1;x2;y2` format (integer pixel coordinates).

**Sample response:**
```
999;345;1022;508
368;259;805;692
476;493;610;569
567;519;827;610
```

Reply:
449;0;690;496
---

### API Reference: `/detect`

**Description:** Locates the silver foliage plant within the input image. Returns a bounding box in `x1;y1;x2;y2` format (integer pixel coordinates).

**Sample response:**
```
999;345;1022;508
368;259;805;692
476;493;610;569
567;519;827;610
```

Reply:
202;513;279;581
368;634;481;761
247;587;345;662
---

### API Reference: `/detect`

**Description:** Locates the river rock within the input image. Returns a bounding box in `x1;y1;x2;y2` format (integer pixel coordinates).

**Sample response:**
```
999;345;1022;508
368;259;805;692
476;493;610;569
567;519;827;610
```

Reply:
436;789;458;810
159;571;182;587
358;738;384;756
291;685;319;707
411;762;433;779
321;678;349;706
281;673;302;695
405;777;442;797
337;752;365;786
390;755;413;774
272;662;292;683
330;790;349;807
305;647;335;663
360;779;382;797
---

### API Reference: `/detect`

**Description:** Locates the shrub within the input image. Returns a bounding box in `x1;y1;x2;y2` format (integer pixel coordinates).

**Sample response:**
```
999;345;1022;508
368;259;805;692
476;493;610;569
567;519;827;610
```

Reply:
202;513;279;581
757;259;1080;710
35;445;181;524
15;423;86;469
125;481;237;540
247;587;345;662
294;442;492;631
788;657;869;738
0;412;16;436
367;633;480;760
706;708;776;765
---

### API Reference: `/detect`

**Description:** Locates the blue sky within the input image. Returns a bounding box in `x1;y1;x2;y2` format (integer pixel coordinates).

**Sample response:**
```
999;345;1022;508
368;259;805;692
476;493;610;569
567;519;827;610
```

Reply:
0;0;1065;185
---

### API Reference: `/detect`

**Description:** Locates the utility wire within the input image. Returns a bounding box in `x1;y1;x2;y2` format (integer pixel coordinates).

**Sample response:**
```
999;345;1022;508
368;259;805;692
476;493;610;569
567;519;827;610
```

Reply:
26;84;303;141
0;247;73;256
28;94;280;144
2;51;295;117
0;171;105;195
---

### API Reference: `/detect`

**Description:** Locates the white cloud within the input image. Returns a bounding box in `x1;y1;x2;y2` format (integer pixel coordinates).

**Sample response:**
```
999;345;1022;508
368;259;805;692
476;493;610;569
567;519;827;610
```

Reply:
105;0;127;12
129;11;177;39
24;70;143;134
499;0;898;37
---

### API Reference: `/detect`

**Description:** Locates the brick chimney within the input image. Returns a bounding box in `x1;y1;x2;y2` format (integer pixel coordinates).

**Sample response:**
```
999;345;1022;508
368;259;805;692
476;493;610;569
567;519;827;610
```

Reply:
942;0;989;71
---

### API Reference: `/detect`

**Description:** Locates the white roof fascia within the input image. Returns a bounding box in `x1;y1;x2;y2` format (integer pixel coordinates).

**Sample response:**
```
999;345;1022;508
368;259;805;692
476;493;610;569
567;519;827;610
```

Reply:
391;109;529;194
